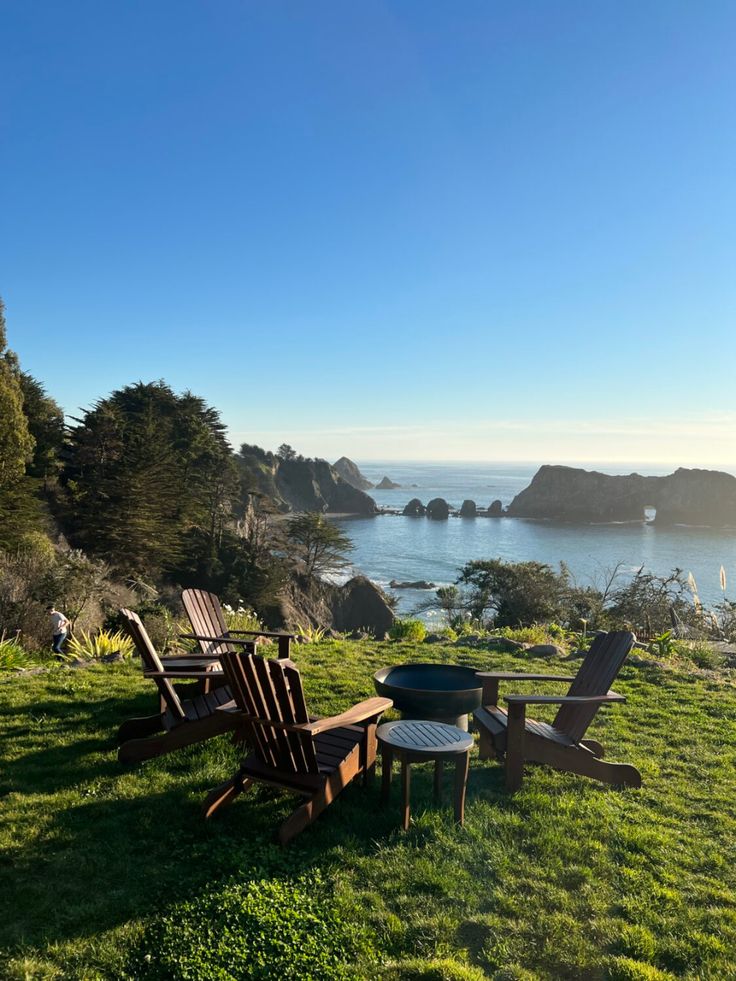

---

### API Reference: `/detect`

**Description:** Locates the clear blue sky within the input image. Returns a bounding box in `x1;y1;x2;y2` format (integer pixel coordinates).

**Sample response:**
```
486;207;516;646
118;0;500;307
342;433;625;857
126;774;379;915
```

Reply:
2;1;735;465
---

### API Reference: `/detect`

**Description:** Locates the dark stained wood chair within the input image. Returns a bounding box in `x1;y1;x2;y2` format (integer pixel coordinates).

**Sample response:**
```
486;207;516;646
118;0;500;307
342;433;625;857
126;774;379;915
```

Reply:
474;630;641;791
117;608;240;764
181;587;295;660
204;649;393;844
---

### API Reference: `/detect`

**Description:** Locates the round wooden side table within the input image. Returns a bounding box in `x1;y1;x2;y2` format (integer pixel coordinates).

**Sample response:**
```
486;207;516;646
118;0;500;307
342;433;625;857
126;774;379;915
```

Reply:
377;719;473;830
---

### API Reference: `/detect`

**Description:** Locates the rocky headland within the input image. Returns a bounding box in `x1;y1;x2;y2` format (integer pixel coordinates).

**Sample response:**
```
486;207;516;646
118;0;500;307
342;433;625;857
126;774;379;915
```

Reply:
237;446;376;515
507;465;736;527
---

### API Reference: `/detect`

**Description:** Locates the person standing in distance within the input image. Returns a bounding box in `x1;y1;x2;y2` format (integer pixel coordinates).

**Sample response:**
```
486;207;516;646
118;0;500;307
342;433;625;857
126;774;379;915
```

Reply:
47;605;70;655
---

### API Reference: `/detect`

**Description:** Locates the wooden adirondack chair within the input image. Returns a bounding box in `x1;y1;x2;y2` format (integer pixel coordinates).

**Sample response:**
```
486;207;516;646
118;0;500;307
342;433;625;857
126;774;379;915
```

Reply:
474;630;641;791
204;649;393;844
181;587;295;660
117;609;240;764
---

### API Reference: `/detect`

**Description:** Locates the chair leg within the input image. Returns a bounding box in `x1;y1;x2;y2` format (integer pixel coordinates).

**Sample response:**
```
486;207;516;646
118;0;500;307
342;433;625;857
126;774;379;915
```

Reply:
203;772;253;818
526;742;642;788
477;724;493;761
582;756;641;787
581;738;604;758
278;781;333;845
118;715;235;764
117;714;164;743
505;703;526;792
362;723;378;786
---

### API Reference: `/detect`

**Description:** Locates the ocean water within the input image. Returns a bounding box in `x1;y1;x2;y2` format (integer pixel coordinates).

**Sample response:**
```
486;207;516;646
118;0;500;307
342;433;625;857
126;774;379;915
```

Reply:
332;462;736;620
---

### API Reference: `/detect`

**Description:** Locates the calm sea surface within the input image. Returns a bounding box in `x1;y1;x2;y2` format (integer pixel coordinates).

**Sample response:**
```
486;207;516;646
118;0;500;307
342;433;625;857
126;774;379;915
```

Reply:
331;462;736;620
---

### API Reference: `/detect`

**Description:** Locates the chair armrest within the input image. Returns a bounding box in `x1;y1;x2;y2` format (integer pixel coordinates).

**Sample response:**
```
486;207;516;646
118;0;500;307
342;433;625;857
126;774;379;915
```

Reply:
144;669;223;680
306;697;393;735
159;656;221;666
179;633;255;647
476;672;576;682
504;690;625;706
226;629;296;640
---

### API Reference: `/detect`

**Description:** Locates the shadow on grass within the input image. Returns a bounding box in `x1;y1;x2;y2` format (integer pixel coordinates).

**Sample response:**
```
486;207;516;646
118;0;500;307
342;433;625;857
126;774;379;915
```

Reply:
0;690;159;796
2;743;408;952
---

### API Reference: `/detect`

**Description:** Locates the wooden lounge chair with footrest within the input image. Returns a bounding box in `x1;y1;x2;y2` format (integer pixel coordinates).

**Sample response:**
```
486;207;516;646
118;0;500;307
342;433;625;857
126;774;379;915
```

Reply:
117;608;240;764
204;649;392;844
474;630;641;791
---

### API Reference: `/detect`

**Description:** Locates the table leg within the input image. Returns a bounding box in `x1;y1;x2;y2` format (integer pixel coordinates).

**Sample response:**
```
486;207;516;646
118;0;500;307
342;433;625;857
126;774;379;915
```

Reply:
434;759;443;802
454;751;469;825
381;746;393;804
401;759;411;831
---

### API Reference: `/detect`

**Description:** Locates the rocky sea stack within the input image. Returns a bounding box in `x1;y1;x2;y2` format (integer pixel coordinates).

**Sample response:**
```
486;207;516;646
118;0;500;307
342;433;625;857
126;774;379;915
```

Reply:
376;475;401;489
332;456;374;491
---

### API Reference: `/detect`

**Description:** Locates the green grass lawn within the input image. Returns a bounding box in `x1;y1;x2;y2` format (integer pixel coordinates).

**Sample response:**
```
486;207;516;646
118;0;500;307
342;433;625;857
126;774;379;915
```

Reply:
2;640;736;980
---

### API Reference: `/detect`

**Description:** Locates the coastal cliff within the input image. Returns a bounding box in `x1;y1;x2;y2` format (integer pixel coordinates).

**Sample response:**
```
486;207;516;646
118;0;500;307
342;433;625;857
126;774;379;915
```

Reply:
507;465;736;527
237;445;377;514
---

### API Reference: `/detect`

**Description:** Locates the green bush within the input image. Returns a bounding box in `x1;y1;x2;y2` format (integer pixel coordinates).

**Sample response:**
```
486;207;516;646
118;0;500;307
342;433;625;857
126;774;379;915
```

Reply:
132;875;374;980
389;619;427;643
675;640;721;670
223;602;263;634
0;634;32;671
64;628;134;661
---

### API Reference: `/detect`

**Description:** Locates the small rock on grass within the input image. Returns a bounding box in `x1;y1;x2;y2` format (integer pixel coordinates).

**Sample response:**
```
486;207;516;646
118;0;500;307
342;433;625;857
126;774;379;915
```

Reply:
526;643;564;658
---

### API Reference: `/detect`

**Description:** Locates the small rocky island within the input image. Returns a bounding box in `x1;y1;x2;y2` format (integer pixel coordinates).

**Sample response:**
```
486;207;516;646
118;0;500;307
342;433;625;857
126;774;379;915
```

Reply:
376;475;401;489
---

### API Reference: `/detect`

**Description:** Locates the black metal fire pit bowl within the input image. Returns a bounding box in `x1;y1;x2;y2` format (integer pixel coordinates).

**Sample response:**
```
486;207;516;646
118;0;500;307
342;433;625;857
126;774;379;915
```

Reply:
374;663;482;730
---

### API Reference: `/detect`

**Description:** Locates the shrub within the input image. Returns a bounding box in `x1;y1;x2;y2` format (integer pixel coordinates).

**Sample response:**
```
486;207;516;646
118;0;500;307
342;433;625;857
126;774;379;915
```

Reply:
0;634;32;671
389;619;427;643
457;559;573;628
131;875;373;980
64;628;134;661
223;603;263;634
294;622;328;643
675;640;721;670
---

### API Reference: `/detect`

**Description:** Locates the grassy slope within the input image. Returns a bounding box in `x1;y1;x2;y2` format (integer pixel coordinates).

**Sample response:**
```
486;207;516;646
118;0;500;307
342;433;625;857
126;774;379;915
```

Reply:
1;641;736;980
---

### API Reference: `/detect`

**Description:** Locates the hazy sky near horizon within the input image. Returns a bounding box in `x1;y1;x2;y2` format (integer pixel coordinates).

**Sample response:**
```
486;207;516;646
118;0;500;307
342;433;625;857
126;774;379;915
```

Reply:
2;2;735;466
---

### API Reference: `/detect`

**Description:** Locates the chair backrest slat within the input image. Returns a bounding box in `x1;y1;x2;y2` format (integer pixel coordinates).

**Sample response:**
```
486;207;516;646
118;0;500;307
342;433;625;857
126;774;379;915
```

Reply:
182;588;234;656
269;659;312;773
220;650;318;774
554;630;635;742
252;654;300;771
120;609;186;721
227;650;275;766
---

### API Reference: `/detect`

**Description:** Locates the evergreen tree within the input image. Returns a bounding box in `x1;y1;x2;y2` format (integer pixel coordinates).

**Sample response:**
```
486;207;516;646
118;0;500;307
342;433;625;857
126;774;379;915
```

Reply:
63;381;236;577
18;372;65;483
0;299;35;490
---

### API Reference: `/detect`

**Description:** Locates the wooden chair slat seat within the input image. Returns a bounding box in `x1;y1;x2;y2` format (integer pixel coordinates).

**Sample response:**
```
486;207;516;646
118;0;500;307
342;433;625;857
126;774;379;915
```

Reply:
474;630;642;791
204;649;392;843
117;608;240;764
475;704;577;748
